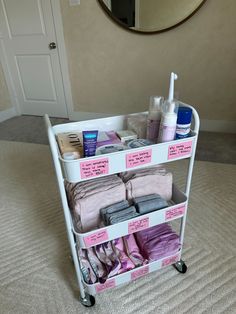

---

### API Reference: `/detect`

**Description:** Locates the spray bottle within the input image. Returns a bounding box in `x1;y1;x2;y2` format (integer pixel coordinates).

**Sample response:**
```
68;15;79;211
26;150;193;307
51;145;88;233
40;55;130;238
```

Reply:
158;72;178;143
146;96;163;142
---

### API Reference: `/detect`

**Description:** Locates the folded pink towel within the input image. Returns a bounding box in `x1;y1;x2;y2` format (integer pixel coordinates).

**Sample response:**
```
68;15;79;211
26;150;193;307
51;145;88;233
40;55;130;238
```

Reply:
66;175;126;232
120;166;173;201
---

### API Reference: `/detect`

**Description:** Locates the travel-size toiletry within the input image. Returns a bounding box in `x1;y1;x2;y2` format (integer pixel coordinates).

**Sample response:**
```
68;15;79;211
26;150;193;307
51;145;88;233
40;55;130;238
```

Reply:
146;96;163;142
175;107;192;139
83;130;98;157
158;72;178;143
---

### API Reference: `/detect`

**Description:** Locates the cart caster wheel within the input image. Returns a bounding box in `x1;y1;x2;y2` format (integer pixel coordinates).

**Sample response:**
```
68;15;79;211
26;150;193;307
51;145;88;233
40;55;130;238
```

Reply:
80;293;95;307
173;260;187;274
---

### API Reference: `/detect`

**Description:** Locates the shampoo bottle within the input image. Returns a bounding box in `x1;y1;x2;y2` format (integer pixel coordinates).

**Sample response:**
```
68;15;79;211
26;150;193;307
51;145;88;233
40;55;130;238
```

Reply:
158;72;178;143
146;96;163;142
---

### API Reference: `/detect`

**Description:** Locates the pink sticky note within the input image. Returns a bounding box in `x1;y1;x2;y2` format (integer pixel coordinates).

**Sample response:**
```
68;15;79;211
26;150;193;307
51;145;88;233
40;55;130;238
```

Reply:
80;157;109;179
126;149;152;168
128;217;149;234
165;205;186;221
84;230;109;247
131;265;149;280
162;254;180;267
96;278;116;293
168;140;193;160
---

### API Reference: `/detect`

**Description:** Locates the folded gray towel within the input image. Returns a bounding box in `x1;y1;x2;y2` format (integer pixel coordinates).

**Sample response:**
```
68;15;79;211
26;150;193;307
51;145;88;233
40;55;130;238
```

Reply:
100;200;129;221
109;212;140;225
105;206;136;225
135;197;168;214
133;193;160;204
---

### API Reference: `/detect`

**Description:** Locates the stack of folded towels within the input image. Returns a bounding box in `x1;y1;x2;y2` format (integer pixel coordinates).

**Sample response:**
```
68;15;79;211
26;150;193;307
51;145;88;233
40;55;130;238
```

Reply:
65;175;126;232
135;223;181;262
100;200;139;225
120;165;173;201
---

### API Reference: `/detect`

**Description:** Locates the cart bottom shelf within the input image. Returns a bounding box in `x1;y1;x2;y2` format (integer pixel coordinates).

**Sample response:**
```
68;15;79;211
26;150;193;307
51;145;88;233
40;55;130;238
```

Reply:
83;249;182;295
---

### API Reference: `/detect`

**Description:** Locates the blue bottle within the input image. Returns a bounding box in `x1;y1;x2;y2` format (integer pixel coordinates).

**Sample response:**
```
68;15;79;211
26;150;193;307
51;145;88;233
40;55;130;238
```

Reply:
176;107;192;139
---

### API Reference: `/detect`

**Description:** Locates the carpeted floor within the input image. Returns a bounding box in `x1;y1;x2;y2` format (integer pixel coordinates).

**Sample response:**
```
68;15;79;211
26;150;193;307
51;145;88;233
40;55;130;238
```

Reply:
0;140;235;314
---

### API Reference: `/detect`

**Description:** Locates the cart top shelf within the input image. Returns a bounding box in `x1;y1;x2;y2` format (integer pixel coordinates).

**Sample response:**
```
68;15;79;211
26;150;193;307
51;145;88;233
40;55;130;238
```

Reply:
45;102;199;183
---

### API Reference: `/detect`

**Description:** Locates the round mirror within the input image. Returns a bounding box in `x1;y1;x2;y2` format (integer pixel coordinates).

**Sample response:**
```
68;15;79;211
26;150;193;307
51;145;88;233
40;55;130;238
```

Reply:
98;0;206;33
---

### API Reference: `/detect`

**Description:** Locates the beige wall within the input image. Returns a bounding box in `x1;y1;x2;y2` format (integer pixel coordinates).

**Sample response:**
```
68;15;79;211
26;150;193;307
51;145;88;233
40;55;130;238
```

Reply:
0;60;12;111
139;0;204;31
60;0;236;121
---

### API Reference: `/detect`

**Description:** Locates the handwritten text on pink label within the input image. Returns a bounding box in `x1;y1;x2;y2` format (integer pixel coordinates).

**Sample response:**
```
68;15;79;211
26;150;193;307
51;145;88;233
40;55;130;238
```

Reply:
162;254;180;267
128;217;149;234
96;278;116;293
131;265;149;280
80;157;109;179
84;230;109;247
126;149;152;168
165;205;186;221
168;141;192;160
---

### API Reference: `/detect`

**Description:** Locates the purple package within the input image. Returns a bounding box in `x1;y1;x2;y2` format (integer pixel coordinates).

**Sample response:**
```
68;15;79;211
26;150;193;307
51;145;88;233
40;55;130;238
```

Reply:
96;131;121;148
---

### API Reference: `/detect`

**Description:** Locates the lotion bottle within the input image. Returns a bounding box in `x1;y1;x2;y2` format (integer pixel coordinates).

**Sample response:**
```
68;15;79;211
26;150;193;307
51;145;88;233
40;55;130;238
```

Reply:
146;96;163;142
158;72;178;143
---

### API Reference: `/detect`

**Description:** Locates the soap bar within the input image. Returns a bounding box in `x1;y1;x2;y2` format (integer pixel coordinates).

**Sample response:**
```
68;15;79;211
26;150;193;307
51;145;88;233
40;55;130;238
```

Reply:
116;130;137;143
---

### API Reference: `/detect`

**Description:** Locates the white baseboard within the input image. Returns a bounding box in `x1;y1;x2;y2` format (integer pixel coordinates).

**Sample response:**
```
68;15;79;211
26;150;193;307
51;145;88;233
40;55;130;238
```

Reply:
69;111;113;121
200;119;236;133
0;107;18;123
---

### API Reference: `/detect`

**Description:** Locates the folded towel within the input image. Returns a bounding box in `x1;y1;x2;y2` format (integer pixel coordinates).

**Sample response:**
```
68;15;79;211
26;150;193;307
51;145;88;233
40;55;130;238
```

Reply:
66;175;126;232
109;212;140;225
120;166;173;201
135;195;168;214
100;200;130;222
133;193;160;204
106;206;136;225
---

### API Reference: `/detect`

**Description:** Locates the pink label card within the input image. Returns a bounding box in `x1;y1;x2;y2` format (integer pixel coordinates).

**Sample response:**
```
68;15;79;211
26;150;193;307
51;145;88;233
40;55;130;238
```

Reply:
128;217;149;234
80;157;109;179
84;229;109;247
131;265;149;280
165;205;186;221
168;141;193;160
96;278;116;293
161;254;180;267
126;149;152;169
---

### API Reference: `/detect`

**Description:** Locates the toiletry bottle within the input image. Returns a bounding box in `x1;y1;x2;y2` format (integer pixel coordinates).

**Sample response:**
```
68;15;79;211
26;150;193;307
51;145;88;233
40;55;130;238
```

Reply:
158;100;177;142
146;96;163;142
176;107;192;139
158;72;178;143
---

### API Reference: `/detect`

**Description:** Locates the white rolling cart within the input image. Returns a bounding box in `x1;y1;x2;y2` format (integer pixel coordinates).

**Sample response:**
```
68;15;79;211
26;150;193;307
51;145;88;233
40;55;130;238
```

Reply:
44;102;199;307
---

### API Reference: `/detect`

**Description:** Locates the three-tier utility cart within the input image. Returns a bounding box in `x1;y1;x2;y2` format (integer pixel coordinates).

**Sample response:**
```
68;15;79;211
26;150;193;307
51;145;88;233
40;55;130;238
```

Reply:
45;102;199;307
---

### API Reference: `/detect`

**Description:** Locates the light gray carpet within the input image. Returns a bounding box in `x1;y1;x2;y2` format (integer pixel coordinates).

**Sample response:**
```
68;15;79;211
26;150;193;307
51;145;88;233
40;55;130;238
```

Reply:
0;140;236;314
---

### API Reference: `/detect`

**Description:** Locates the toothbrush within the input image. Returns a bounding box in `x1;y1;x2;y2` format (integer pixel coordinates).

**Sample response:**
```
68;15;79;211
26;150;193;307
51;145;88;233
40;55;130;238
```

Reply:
168;72;178;103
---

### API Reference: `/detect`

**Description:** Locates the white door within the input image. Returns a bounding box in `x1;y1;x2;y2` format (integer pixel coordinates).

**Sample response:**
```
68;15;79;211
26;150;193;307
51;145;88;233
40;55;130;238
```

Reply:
0;0;68;117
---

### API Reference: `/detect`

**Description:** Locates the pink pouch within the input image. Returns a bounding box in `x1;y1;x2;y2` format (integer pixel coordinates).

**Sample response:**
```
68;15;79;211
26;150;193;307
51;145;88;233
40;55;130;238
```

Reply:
102;241;122;277
87;247;107;283
123;234;146;267
78;249;97;284
112;238;135;274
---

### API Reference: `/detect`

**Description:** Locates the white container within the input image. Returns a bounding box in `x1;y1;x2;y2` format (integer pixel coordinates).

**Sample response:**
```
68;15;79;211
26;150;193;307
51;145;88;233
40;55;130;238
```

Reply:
158;101;177;143
146;96;163;142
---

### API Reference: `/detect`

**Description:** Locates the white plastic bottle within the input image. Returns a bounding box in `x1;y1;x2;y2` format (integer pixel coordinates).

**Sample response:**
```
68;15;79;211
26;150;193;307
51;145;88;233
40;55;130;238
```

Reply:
158;72;178;143
158;100;177;142
146;96;163;142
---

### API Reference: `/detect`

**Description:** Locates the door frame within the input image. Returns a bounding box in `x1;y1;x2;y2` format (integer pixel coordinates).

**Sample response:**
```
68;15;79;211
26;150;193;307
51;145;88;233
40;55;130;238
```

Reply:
0;0;73;119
